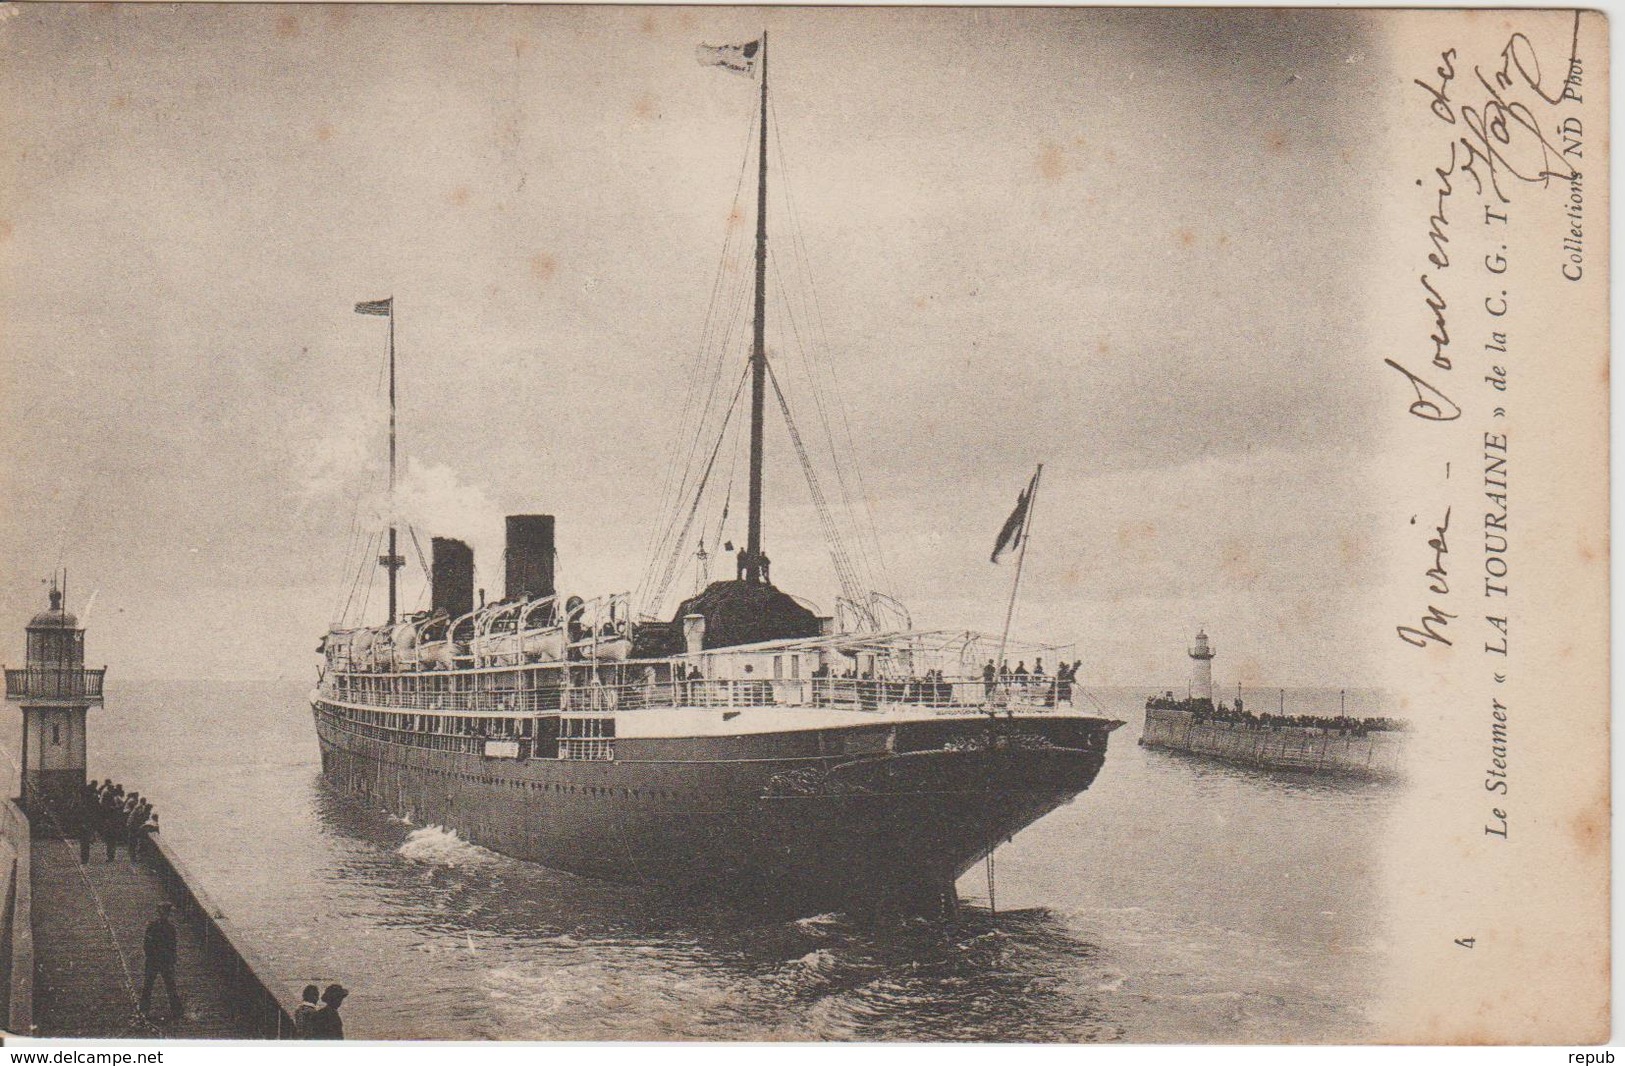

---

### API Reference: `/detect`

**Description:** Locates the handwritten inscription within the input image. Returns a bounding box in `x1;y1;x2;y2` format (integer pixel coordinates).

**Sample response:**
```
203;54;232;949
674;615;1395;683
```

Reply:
1386;24;1581;424
1397;508;1455;648
1391;15;1586;866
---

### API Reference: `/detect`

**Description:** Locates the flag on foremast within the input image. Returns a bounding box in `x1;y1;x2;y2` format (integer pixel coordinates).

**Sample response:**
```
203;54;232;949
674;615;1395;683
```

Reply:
991;468;1041;564
696;39;760;77
355;297;393;316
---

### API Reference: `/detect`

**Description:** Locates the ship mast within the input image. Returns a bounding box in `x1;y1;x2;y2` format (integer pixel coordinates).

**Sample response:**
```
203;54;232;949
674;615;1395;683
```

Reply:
743;30;769;585
385;305;402;624
356;295;404;625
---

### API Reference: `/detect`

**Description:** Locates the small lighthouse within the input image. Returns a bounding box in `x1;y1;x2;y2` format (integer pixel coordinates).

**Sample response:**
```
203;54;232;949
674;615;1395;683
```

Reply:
1187;629;1216;704
4;579;105;828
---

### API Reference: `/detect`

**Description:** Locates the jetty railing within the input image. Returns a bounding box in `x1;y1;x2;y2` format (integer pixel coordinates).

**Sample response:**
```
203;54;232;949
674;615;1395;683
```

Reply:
145;839;296;1039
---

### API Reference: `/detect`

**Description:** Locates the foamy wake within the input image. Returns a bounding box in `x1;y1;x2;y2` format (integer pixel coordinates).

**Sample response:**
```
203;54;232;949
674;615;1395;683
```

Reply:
791;912;843;934
792;949;838;974
397;825;494;867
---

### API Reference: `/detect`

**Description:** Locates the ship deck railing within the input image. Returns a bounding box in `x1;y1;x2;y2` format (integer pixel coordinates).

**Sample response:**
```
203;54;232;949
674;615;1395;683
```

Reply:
319;675;1079;716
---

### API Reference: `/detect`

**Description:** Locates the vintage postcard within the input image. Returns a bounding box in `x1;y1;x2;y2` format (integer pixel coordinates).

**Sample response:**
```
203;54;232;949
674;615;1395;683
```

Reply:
0;4;1608;1046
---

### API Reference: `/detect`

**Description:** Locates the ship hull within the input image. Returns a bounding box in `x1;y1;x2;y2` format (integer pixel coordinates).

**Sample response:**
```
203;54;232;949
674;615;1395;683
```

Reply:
314;699;1114;913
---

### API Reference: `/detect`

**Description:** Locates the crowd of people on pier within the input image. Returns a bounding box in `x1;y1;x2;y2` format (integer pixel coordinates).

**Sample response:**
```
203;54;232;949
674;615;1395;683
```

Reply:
73;778;354;1035
75;778;160;865
1145;694;1407;735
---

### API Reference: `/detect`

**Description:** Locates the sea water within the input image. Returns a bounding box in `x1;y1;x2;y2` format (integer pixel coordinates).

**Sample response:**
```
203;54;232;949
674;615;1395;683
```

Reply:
18;679;1395;1042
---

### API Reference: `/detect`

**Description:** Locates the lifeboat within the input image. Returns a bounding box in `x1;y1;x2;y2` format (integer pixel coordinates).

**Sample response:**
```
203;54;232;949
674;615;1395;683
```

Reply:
519;597;565;662
413;612;454;671
388;619;420;672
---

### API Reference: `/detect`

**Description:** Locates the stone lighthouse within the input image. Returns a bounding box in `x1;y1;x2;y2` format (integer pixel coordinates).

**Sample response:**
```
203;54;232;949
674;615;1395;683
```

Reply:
4;580;105;829
1187;629;1216;704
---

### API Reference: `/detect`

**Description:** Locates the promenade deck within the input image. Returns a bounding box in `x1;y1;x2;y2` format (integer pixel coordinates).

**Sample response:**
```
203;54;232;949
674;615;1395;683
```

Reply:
30;838;255;1039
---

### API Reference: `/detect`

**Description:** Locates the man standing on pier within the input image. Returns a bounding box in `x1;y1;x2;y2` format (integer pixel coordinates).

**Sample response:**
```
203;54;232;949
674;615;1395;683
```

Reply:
138;902;182;1020
99;785;123;861
77;781;98;863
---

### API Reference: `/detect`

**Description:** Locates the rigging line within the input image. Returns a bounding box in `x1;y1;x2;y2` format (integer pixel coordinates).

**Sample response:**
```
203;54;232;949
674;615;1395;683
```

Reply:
766;250;873;596
764;358;866;605
764;270;857;600
358;539;380;626
348;530;380;628
640;343;736;606
690;396;742;586
712;402;746;551
337;530;377;628
656;103;757;494
407;525;432;583
329;501;364;625
783;235;888;601
694;403;745;581
644;106;760;578
767;247;878;596
643;364;750;611
769;100;893;597
643;257;756;605
355;529;382;627
651;361;751;611
770;99;897;598
642;230;755;597
648;363;753;614
645;106;759;574
641;356;730;604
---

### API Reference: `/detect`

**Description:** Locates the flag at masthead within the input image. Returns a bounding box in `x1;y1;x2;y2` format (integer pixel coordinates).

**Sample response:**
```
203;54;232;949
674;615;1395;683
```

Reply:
695;39;760;76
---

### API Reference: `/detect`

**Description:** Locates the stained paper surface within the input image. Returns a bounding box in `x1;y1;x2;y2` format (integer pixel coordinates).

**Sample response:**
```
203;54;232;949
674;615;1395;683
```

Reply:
0;5;1607;1043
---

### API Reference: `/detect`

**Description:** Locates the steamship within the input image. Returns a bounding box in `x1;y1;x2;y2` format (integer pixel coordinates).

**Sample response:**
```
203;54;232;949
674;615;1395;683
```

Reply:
310;35;1122;915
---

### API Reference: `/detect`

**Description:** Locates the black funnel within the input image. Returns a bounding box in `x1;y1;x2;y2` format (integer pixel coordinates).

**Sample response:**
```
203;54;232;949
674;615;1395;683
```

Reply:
505;515;556;601
431;537;474;620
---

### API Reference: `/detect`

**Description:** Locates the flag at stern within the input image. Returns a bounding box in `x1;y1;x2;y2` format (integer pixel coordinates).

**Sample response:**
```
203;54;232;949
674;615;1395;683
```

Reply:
991;468;1041;564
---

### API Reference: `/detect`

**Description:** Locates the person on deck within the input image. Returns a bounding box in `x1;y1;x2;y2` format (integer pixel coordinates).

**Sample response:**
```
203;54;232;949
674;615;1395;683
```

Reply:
982;660;996;700
139;902;183;1019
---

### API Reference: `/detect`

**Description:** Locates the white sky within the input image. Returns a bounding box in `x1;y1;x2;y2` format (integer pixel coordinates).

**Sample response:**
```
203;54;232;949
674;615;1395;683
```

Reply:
0;6;1389;685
